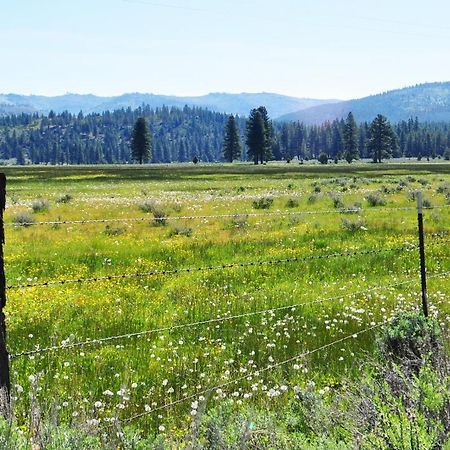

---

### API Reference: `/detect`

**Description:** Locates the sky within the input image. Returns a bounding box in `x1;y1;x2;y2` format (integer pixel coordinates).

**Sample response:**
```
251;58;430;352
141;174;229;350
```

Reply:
1;0;449;100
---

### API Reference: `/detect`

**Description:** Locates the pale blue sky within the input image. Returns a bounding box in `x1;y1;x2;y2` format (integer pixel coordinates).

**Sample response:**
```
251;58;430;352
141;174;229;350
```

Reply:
1;0;449;99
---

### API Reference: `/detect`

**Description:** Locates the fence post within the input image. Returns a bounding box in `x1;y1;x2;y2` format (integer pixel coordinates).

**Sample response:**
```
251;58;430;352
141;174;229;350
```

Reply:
0;173;10;414
416;191;428;317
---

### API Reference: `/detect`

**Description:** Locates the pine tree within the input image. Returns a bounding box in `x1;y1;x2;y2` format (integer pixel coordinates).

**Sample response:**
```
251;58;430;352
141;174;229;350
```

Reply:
258;106;273;161
280;123;292;161
131;117;152;164
343;112;359;163
223;115;241;162
246;109;266;164
245;106;272;164
367;114;396;163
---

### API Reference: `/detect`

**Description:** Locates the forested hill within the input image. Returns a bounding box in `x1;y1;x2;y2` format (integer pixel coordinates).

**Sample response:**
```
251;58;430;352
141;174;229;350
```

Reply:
0;92;338;119
279;82;450;124
0;105;246;164
1;105;449;165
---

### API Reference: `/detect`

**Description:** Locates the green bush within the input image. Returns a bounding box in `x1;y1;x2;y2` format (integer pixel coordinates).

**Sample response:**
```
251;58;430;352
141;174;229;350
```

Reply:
104;225;127;236
169;226;193;237
286;198;299;208
341;218;367;232
366;192;386;207
31;198;50;213
330;193;344;209
139;199;158;213
56;194;73;204
252;197;273;209
377;311;442;369
13;212;35;227
151;207;168;226
307;194;318;204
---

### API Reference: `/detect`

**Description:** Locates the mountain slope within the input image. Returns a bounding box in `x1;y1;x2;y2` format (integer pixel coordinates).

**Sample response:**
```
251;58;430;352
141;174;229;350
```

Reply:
279;82;450;124
0;92;339;118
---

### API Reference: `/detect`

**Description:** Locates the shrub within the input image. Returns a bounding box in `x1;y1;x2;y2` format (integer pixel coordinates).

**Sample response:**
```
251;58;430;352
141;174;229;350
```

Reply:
318;153;328;164
252;197;273;209
31;198;50;213
377;311;442;372
307;194;317;204
366;192;386;207
436;182;449;195
169;226;193;237
13;212;35;227
407;190;419;202
229;215;248;229
380;185;394;194
56;194;73;204
139;199;157;213
151;207;168;226
330;193;344;209
341;218;367;232
285;198;299;208
422;197;432;208
104;225;127;236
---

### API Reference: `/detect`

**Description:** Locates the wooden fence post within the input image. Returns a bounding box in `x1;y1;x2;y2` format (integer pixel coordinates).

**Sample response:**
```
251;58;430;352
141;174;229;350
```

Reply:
0;173;10;414
417;191;428;317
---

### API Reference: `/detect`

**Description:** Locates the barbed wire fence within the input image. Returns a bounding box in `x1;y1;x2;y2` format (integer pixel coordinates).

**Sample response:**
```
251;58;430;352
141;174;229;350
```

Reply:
4;204;450;227
0;172;448;424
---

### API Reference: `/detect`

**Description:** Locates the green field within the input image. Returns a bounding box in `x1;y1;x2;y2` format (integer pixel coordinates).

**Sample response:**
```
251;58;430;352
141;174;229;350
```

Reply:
3;162;450;441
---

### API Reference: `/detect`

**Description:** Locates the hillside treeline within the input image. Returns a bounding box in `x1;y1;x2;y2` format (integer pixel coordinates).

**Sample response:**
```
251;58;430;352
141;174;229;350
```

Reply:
0;106;448;164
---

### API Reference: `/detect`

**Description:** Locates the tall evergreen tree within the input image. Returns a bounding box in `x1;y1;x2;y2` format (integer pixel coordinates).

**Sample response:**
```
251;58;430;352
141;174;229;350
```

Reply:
343;112;359;163
245;106;272;164
131;117;152;164
246;109;266;164
258;106;273;161
223;115;241;162
367;114;396;163
280;123;292;161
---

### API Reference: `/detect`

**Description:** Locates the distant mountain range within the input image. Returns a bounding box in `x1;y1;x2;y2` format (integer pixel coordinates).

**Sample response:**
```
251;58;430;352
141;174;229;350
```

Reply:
1;82;450;123
279;82;450;124
0;92;338;119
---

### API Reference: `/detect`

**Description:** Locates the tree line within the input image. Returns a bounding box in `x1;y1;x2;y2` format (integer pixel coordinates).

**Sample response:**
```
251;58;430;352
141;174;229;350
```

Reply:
0;105;449;165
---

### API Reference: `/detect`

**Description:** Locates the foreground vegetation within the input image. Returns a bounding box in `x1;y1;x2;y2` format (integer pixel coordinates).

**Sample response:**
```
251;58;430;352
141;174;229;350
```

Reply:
1;162;449;448
3;311;450;449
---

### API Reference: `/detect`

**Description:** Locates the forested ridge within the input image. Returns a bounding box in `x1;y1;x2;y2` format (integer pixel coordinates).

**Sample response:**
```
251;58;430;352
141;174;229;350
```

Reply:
0;104;449;164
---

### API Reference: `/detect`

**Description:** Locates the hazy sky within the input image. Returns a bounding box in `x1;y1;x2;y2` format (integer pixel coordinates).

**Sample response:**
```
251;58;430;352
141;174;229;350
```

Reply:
1;0;449;99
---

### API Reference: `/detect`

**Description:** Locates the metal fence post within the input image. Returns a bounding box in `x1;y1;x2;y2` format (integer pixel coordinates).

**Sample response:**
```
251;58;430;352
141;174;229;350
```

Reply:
0;173;10;414
417;191;428;317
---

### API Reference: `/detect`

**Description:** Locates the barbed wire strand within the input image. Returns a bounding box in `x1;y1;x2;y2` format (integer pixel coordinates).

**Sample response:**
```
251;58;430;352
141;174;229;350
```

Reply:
6;242;431;290
5;205;449;227
123;320;389;423
10;270;449;360
8;239;450;290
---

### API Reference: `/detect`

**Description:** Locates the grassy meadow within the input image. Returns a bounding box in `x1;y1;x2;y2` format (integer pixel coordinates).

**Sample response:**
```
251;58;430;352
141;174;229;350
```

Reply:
2;162;450;441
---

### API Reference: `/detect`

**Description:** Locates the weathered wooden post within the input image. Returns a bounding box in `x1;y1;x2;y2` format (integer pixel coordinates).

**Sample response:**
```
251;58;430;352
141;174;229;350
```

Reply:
417;191;428;317
0;173;10;414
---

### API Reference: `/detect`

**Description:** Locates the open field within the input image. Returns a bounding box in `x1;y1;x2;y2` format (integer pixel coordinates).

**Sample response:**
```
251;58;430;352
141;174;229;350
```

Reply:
2;162;450;439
